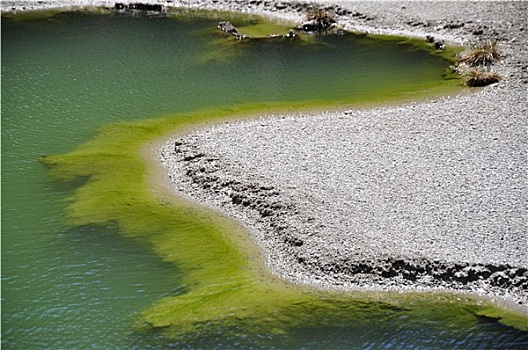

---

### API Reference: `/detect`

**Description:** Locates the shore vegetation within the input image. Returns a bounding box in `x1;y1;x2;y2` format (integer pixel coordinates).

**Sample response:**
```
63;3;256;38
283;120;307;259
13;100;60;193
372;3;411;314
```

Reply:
463;67;502;87
304;7;336;32
459;39;501;67
452;38;503;87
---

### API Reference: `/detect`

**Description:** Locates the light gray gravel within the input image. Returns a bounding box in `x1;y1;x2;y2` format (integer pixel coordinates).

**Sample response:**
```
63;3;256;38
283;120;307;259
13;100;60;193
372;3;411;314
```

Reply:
6;0;526;308
179;94;526;268
157;1;528;308
161;87;527;307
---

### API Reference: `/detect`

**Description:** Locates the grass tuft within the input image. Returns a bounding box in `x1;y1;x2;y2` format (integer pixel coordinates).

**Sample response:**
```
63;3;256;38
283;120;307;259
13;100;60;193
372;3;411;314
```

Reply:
463;67;502;87
459;39;501;67
452;38;502;87
306;8;336;23
304;7;336;32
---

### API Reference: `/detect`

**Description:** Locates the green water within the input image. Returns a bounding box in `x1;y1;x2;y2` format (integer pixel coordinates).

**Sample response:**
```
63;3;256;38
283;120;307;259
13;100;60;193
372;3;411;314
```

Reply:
2;10;526;349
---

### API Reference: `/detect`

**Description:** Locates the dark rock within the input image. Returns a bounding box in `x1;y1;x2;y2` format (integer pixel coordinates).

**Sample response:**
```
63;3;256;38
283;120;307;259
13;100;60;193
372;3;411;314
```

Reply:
285;29;297;39
491;271;511;287
406;20;428;27
129;3;164;12
352;12;366;18
302;20;319;32
231;194;244;205
183;153;204;162
284;235;303;247
335;8;352;16
402;270;417;281
114;2;165;14
435;40;445;50
444;21;465;29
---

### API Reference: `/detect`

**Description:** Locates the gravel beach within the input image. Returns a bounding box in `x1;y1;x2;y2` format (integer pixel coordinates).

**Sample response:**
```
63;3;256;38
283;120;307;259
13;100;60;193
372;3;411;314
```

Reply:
158;1;528;308
5;1;527;309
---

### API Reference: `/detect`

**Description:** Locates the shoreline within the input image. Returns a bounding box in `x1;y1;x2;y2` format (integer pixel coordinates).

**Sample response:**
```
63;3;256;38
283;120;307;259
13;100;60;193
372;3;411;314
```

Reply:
6;1;527;312
157;1;527;311
160;95;527;312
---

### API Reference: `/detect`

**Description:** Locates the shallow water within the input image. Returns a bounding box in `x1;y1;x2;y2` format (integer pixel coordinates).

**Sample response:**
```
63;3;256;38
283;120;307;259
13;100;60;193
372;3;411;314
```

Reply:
2;10;526;349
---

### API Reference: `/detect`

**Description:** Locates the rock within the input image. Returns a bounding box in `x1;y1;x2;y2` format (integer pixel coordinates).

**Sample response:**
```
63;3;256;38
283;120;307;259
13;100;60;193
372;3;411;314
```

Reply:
114;2;164;13
217;21;237;35
302;20;319;32
443;21;465;29
274;2;288;10
217;21;247;40
285;29;297;39
435;40;445;50
129;3;164;12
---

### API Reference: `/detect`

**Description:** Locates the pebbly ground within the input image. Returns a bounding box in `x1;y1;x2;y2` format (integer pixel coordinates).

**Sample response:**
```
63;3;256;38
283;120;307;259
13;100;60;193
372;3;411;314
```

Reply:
161;87;527;308
5;1;527;308
157;1;528;308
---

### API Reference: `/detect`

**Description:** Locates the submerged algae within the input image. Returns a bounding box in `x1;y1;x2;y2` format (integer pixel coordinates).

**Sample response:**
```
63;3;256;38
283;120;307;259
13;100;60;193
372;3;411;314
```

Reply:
42;104;528;339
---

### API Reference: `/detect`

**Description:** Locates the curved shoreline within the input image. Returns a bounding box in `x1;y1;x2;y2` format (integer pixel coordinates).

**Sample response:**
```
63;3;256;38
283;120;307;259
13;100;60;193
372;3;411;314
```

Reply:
7;0;526;311
156;1;527;310
161;95;527;309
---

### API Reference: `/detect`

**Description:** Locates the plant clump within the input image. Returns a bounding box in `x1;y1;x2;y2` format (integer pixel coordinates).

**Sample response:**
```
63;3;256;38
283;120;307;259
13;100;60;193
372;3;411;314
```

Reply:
459;39;501;67
302;7;336;33
463;67;502;87
452;38;502;87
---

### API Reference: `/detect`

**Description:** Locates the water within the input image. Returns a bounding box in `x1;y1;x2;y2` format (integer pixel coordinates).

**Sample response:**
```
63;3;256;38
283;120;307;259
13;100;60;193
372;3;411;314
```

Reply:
2;10;526;349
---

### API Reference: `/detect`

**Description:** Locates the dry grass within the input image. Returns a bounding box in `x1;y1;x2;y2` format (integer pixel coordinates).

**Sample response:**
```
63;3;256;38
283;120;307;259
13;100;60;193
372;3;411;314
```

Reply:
459;39;501;67
463;67;502;87
305;8;336;31
306;8;336;21
455;38;502;87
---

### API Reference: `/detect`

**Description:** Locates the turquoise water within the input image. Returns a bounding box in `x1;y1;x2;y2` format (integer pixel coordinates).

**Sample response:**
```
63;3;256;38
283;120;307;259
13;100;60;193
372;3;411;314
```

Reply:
2;10;526;349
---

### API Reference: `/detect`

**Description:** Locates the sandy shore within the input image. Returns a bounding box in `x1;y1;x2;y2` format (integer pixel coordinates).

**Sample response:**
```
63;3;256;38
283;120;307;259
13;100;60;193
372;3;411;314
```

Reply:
5;1;527;309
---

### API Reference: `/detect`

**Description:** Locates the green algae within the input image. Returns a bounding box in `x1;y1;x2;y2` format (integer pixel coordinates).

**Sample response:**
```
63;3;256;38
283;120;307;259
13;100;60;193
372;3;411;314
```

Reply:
169;7;294;37
465;303;528;332
1;6;111;22
363;32;463;63
1;10;63;22
42;103;528;338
